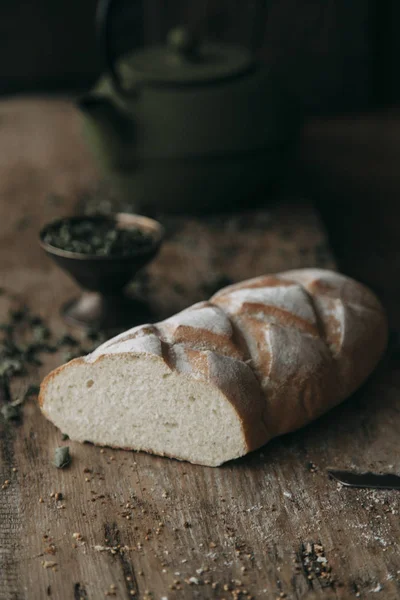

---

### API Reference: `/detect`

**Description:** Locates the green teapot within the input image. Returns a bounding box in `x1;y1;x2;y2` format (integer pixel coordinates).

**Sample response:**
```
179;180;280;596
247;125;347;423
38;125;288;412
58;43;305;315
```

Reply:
78;0;303;214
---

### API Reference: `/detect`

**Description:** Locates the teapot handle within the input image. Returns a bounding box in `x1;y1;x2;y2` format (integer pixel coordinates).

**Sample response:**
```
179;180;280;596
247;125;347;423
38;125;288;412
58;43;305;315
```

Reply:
96;0;135;97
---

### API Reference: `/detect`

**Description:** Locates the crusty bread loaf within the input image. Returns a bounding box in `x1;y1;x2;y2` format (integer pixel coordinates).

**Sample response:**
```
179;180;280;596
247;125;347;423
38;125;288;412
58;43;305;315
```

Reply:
39;269;387;466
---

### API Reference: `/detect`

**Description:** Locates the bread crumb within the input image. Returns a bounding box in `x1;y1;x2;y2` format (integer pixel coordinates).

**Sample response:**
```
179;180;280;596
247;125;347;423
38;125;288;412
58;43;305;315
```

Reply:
42;561;57;569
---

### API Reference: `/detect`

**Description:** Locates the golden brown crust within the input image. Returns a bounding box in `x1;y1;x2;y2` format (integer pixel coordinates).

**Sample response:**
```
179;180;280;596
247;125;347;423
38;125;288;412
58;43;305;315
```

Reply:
214;299;319;337
158;323;244;360
280;269;388;400
212;275;294;298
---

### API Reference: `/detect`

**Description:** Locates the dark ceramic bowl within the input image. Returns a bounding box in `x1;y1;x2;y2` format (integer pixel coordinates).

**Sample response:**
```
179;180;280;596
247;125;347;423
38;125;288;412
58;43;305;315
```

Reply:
40;213;164;329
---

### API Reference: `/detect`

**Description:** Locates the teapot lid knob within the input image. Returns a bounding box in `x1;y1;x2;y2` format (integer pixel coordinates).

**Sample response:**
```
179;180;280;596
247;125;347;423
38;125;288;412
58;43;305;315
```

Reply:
96;0;256;90
167;27;200;60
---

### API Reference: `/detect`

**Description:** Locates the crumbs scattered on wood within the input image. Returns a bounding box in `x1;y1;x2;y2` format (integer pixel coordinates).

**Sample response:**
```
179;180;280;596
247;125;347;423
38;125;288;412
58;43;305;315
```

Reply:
104;583;117;596
370;583;384;593
42;561;57;570
301;542;334;587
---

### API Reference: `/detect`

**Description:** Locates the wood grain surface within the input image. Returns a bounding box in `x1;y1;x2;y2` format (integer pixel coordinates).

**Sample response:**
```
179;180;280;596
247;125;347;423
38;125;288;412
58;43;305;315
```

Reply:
0;98;399;600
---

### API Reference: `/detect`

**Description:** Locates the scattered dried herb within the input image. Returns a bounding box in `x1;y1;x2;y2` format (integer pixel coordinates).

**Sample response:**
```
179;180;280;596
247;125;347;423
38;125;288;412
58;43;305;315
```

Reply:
29;315;43;326
24;385;40;399
54;446;71;469
32;324;51;343
42;218;154;256
0;376;11;401
0;298;109;429
57;333;79;347
36;343;58;354
61;433;69;441
1;404;20;421
10;308;28;322
0;358;25;377
23;347;43;366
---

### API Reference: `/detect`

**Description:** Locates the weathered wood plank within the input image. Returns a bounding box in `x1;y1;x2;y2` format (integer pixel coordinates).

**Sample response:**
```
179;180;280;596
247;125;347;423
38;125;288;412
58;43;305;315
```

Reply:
0;98;399;600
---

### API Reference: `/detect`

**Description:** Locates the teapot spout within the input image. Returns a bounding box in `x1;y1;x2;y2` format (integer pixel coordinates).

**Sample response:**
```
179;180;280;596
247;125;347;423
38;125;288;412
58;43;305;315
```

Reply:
77;94;134;144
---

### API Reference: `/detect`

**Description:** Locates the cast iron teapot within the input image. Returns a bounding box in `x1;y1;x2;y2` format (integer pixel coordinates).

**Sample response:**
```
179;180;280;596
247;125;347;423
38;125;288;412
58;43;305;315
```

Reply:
78;0;303;214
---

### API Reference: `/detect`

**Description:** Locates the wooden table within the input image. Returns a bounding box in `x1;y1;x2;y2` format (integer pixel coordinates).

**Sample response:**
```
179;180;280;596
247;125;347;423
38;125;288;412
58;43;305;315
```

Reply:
1;98;399;600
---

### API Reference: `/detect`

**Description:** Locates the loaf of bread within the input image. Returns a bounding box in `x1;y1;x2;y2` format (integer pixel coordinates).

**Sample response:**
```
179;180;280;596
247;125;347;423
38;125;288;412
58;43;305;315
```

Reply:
39;269;387;466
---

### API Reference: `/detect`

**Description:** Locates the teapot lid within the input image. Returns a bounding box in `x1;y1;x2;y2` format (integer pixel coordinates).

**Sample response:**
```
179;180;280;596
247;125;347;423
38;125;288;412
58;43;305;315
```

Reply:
119;27;253;86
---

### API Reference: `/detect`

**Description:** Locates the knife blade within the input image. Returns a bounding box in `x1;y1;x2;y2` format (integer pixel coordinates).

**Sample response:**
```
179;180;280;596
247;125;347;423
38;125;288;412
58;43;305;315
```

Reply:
328;469;400;490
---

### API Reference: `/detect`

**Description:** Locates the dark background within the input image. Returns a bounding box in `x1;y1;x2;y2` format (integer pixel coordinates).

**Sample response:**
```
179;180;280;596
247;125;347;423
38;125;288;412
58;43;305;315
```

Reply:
0;0;399;115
